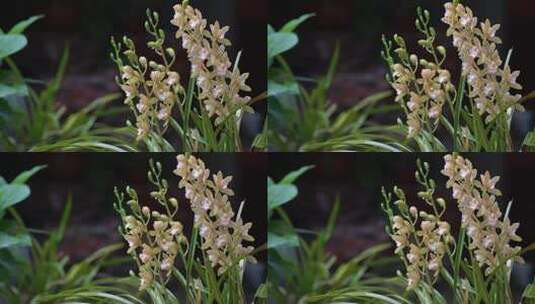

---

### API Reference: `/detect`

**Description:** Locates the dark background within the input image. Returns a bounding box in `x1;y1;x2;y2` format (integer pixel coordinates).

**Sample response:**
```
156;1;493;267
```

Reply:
1;0;267;138
0;152;267;293
269;153;535;292
269;0;535;136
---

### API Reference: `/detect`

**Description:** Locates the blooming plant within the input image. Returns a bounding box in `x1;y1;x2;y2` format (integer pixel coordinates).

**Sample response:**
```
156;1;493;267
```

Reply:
381;154;531;303
114;154;262;303
111;1;265;152
382;1;533;152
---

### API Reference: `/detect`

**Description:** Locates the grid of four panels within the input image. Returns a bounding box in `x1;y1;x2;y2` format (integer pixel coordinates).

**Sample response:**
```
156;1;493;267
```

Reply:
1;0;535;303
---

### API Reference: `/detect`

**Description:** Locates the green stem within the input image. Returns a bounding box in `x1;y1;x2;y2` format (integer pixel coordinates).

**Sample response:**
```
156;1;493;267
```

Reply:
183;76;195;151
452;227;466;303
452;75;466;151
186;226;198;302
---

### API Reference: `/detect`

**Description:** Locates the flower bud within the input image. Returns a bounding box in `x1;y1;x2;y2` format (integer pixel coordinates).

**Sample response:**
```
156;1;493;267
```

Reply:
410;54;418;66
409;206;418;217
393;34;406;47
139;56;147;67
437;46;446;56
166;48;175;58
124;50;137;63
417;191;428;199
418;39;429;48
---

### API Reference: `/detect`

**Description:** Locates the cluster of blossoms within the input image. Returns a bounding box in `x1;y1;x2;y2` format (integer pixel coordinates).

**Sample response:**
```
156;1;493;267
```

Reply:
384;4;456;140
386;155;524;291
441;154;522;274
116;154;256;291
391;56;455;138
114;0;254;143
388;187;453;289
120;62;183;140
171;1;252;123
173;154;255;274
442;2;523;121
118;186;186;290
385;2;525;142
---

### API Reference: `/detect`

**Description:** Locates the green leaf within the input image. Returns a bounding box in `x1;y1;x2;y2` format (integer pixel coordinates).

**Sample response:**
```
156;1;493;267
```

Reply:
8;15;44;34
330;91;392;134
40;45;69;106
329;243;390;286
323;197;341;240
268;184;297;212
0;69;29;98
12;165;46;184
280;13;315;33
0;231;31;249
251;119;268;151
267;32;298;67
55;196;73;242
523;283;535;303
254;283;269;300
267;24;275;35
522;131;535;152
324;42;340;88
268;219;299;249
267;177;274;187
280;165;314;184
0;34;27;59
0;184;30;210
268;231;299;249
0;249;26;282
268;79;299;97
0;84;23;98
